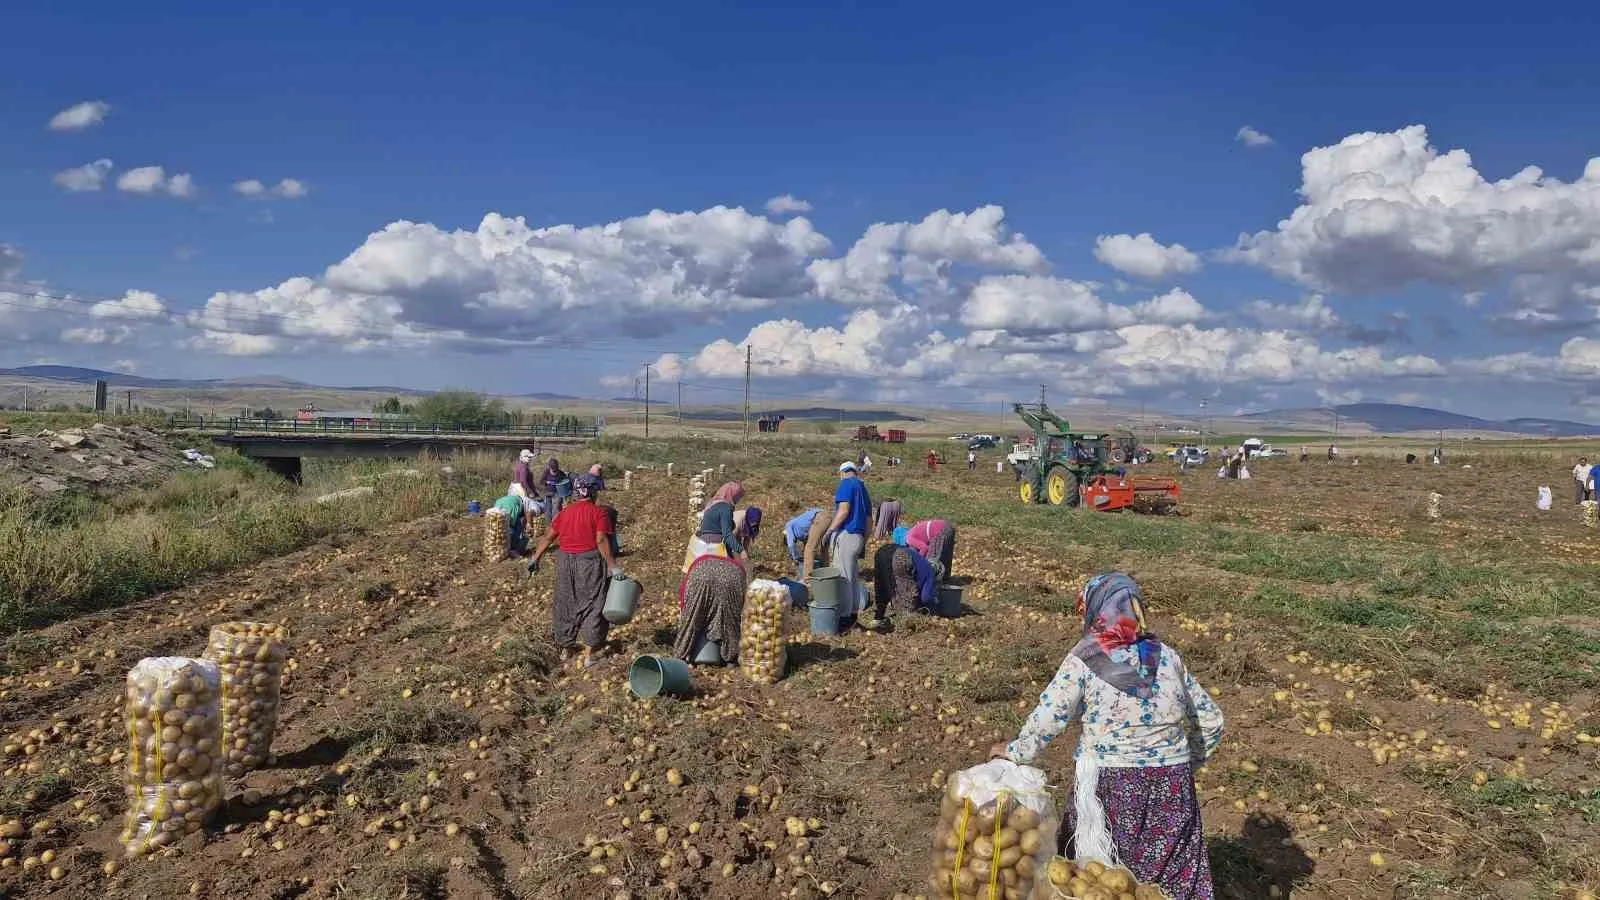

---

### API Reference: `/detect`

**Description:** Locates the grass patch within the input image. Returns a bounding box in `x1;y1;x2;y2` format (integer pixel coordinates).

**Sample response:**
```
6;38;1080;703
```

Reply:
330;700;477;756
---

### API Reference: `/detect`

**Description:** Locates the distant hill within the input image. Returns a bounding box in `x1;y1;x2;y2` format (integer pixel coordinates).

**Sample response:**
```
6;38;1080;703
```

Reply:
605;401;924;423
1238;402;1600;437
0;366;418;395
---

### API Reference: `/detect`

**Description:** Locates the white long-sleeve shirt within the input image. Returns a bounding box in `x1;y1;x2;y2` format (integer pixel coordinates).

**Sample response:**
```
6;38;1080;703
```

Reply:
1576;464;1589;484
1005;645;1224;769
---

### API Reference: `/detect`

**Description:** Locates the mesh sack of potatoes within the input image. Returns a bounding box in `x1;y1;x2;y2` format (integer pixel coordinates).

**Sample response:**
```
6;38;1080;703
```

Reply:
203;622;288;778
121;657;225;857
1042;857;1169;899
483;508;509;562
928;759;1057;900
739;578;788;684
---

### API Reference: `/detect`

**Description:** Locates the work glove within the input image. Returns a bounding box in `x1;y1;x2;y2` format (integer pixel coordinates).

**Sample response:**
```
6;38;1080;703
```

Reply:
526;557;540;575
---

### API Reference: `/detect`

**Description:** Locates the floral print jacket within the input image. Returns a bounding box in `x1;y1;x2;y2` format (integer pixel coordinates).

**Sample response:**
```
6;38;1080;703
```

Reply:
1005;645;1224;769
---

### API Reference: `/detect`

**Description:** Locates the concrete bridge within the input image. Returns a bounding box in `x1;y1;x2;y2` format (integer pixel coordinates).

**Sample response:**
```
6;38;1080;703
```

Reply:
169;417;599;482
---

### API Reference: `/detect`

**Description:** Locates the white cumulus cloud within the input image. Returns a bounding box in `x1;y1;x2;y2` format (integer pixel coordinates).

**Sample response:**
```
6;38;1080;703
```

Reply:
1233;125;1600;324
236;178;308;199
90;289;168;322
0;244;23;280
117;166;196;198
1235;125;1275;148
1093;233;1201;282
48;100;111;132
765;194;812;215
53;159;114;192
809;205;1047;308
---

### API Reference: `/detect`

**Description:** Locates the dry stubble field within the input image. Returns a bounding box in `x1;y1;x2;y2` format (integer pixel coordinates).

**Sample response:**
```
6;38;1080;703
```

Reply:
0;438;1597;899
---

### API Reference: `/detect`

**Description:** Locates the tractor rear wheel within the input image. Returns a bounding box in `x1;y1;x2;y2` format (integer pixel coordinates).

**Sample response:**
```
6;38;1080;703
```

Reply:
1109;447;1127;465
1046;468;1077;506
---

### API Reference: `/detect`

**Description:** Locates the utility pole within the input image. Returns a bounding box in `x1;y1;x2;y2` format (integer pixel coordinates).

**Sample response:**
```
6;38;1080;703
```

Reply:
643;363;651;438
677;381;683;433
743;344;752;439
1039;383;1046;409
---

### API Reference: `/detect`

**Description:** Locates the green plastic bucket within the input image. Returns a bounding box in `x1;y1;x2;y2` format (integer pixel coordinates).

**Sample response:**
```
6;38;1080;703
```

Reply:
808;566;846;610
937;584;964;618
691;635;723;665
603;575;641;625
628;655;691;699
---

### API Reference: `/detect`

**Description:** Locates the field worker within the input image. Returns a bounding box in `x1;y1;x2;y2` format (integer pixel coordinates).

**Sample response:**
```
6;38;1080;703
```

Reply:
826;461;872;626
673;555;746;665
785;507;828;579
527;474;618;669
871;498;902;542
732;506;763;551
589;463;607;492
860;451;873;474
967;449;977;471
682;482;748;572
510;449;541;516
905;518;957;583
870;541;937;621
491;492;529;558
1575;457;1591;504
926;449;939;471
541;456;568;521
1589;460;1600;503
991;573;1224;900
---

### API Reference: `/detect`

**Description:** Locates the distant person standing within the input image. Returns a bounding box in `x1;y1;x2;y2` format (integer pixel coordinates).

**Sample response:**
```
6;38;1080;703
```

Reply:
1575;457;1591;504
1299;445;1308;463
967;449;977;471
825;461;872;628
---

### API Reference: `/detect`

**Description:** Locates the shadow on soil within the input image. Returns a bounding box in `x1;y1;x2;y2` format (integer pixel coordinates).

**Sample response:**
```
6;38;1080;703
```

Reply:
787;643;860;672
1209;813;1316;899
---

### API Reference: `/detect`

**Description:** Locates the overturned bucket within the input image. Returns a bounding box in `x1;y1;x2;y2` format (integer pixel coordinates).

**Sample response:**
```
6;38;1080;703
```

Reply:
628;655;691;699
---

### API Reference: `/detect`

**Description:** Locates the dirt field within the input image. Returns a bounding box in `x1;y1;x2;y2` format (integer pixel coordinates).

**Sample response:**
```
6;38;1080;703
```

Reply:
0;442;1596;899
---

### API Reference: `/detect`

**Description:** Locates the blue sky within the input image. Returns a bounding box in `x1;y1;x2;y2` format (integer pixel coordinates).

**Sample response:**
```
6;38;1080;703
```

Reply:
4;0;1600;418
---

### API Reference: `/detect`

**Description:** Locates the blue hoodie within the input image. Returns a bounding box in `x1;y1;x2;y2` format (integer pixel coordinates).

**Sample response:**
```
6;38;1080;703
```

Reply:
784;508;824;561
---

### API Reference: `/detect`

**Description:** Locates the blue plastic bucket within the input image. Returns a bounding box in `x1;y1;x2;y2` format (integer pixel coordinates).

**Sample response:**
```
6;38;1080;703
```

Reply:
628;655;692;698
556;478;573;498
467;500;482;515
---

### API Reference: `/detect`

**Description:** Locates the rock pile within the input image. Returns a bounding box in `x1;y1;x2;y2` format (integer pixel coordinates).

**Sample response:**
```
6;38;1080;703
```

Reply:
0;422;193;495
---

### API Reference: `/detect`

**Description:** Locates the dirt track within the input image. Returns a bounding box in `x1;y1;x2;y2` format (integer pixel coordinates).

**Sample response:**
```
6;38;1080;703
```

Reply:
0;460;1596;898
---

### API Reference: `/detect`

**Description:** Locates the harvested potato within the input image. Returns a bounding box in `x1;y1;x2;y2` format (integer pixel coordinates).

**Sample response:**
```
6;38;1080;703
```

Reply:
739;581;787;684
927;761;1056;900
120;657;224;857
484;509;509;562
203;622;288;778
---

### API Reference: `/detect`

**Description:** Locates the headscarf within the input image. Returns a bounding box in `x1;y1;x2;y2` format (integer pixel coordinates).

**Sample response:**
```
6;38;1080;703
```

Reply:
572;473;601;500
589;463;604;477
892;525;909;545
1069;572;1162;699
905;519;946;556
544;457;563;476
519;449;535;463
735;506;763;542
707;481;744;511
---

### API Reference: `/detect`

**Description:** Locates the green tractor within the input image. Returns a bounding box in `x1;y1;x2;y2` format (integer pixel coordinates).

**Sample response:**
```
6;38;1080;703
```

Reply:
1013;403;1180;511
1013;403;1113;507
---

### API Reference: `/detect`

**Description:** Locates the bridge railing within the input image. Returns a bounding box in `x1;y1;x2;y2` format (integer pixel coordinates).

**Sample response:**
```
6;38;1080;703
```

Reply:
167;415;600;439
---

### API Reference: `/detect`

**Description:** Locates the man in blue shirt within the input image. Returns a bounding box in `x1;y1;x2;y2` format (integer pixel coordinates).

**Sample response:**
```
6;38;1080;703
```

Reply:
785;507;826;580
824;461;872;625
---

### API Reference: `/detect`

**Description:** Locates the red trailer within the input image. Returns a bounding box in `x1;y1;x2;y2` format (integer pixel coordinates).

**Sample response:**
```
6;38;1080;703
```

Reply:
885;429;907;443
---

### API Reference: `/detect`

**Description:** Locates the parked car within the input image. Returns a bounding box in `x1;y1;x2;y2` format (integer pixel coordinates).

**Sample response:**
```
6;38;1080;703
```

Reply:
1176;446;1208;467
968;436;998;450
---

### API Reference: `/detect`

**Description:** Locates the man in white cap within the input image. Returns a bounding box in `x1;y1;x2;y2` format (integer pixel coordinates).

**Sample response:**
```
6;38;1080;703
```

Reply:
510;449;542;517
821;461;872;627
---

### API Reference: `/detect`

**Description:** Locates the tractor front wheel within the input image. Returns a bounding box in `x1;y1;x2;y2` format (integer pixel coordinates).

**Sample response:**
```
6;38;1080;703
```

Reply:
1019;481;1035;504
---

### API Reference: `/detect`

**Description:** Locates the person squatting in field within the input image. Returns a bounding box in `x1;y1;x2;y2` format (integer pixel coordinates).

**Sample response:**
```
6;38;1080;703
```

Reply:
673;554;747;664
786;506;832;581
682;481;751;572
904;518;956;583
527;473;618;669
491;492;529;557
992;572;1225;900
870;540;938;622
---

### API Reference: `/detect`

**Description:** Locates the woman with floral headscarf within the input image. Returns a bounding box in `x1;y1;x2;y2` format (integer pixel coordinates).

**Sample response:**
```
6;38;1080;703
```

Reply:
681;482;749;572
990;573;1224;900
528;473;618;669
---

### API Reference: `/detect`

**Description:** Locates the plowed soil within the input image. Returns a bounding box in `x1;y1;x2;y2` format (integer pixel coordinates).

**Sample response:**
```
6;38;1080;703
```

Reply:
0;453;1596;899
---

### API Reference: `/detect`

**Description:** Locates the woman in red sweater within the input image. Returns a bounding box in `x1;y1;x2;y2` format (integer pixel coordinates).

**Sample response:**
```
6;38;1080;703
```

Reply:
529;474;619;668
